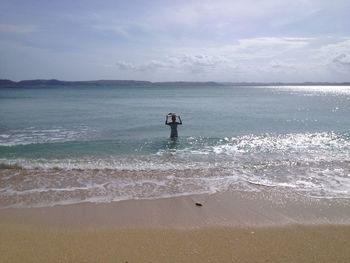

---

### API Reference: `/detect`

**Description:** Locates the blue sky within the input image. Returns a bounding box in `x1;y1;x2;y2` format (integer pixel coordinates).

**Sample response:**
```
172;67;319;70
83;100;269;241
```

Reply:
1;0;350;82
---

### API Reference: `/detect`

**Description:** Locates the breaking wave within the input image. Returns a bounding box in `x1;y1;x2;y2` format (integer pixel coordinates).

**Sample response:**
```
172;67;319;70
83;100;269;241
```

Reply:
1;132;349;208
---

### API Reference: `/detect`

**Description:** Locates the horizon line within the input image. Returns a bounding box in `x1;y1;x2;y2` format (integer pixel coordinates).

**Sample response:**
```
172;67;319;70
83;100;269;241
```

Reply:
1;78;350;85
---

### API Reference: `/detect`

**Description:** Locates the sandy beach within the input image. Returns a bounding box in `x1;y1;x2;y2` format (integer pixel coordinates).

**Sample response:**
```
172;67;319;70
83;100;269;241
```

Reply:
1;190;350;262
2;0;350;261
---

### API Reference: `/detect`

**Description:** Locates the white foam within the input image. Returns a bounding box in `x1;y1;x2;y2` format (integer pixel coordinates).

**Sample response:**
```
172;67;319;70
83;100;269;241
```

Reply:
0;126;91;146
1;132;350;208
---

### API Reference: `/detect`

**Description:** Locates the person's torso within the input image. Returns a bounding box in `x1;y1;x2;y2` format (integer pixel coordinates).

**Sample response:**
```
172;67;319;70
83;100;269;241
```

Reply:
169;122;178;136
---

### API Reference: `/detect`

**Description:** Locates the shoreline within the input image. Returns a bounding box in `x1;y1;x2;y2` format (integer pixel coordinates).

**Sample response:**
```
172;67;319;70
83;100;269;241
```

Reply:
1;191;350;262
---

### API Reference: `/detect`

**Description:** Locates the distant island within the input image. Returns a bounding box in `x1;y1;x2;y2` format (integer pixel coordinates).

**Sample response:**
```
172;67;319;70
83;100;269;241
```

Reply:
0;79;349;88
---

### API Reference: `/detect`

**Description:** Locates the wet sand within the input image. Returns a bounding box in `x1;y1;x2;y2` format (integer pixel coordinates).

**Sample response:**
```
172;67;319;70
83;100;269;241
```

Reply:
1;191;350;262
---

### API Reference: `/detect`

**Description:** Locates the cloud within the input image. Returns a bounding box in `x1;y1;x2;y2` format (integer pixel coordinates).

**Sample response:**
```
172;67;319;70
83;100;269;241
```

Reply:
238;37;310;47
332;53;350;67
168;37;313;62
115;61;137;70
115;60;170;71
171;54;228;71
1;1;349;81
157;0;321;27
111;36;350;81
269;60;296;70
312;39;350;72
232;37;311;59
62;0;342;44
115;54;228;73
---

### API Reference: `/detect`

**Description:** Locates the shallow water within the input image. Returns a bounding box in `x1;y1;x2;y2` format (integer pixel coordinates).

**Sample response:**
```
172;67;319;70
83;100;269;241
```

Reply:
1;84;350;207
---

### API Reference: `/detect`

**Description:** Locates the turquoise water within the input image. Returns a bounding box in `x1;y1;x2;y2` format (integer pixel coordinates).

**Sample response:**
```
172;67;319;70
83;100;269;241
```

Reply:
1;85;350;207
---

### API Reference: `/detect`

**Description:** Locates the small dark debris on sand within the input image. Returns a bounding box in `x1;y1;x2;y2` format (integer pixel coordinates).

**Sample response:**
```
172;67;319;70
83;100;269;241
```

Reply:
195;202;203;207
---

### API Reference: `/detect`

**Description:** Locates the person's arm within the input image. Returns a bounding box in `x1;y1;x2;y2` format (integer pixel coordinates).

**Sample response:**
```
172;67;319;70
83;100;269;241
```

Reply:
165;115;169;125
178;115;182;125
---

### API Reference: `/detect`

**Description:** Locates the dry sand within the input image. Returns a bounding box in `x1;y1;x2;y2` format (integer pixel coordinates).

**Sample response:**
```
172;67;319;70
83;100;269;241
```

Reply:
1;191;350;262
1;224;350;263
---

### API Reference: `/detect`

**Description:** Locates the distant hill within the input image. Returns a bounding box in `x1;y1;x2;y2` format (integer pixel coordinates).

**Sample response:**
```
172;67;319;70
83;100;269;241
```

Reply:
155;81;223;86
18;79;67;86
0;79;349;88
0;79;17;86
0;79;224;87
0;79;152;87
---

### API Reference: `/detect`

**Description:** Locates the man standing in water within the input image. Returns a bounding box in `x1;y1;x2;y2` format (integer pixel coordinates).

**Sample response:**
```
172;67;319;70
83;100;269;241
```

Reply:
165;114;182;138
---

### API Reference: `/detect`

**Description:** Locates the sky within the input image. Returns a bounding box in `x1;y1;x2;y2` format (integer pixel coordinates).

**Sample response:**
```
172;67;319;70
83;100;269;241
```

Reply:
0;0;350;82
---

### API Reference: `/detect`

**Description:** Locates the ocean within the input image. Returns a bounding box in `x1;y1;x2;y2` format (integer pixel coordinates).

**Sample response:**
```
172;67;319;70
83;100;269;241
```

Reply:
0;84;349;208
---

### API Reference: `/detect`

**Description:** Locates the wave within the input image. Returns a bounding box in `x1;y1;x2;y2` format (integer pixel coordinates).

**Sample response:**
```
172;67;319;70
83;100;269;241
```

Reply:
1;158;349;209
1;132;349;208
0;125;92;146
1;132;349;169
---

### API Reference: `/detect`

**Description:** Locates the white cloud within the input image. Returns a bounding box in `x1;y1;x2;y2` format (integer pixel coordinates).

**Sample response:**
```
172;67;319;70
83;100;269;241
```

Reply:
165;37;313;62
232;37;311;59
158;0;319;26
332;53;350;66
115;54;228;74
111;37;350;81
171;54;228;71
64;0;341;44
269;60;296;70
115;61;137;70
312;39;350;72
138;60;174;71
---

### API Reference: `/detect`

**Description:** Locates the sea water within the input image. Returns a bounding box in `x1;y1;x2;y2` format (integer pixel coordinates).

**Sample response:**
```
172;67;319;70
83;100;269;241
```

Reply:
0;84;349;208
